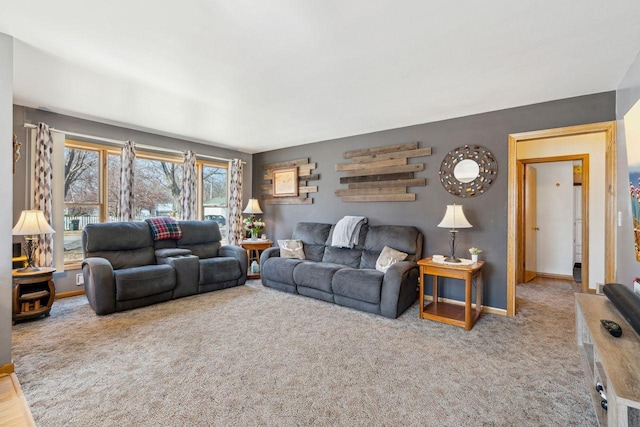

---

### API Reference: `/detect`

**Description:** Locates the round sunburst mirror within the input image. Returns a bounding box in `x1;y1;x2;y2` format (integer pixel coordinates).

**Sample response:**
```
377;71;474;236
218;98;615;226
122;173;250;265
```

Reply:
439;145;498;198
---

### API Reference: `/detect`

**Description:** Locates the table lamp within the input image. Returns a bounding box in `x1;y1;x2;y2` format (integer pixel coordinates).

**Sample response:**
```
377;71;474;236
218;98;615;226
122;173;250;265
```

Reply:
437;204;472;263
242;199;263;217
243;198;264;240
12;209;56;272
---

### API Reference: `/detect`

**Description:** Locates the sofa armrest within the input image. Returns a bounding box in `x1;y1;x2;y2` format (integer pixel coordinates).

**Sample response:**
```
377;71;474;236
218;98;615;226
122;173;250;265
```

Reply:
157;254;199;298
82;257;116;315
219;245;248;285
260;247;280;264
380;261;419;318
155;248;192;258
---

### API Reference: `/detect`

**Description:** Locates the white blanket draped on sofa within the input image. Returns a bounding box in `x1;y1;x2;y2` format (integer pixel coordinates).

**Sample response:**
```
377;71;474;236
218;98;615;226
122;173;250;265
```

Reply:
331;216;367;248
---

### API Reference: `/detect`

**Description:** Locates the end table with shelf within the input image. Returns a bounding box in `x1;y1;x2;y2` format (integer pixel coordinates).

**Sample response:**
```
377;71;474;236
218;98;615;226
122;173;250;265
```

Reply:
12;267;56;323
417;257;484;331
240;239;273;279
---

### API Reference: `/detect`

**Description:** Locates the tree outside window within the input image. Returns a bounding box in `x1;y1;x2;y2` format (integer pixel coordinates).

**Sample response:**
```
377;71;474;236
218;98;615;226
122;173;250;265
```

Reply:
202;164;228;239
63;146;101;263
133;158;183;219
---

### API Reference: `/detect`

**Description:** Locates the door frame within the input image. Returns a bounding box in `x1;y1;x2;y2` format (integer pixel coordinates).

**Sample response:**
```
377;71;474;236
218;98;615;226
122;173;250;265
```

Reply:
521;155;589;288
507;121;616;316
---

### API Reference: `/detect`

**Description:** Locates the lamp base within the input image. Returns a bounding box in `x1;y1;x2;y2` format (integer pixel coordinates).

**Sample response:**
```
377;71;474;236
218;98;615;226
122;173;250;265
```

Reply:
444;257;462;263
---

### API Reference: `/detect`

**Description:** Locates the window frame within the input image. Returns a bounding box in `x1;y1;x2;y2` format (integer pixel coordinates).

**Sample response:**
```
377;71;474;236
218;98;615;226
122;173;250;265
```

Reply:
63;140;115;269
197;160;229;220
132;151;185;219
63;139;229;268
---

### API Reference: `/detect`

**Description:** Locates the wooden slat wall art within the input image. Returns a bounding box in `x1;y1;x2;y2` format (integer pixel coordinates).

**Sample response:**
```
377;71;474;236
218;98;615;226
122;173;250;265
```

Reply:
261;158;318;205
335;142;431;202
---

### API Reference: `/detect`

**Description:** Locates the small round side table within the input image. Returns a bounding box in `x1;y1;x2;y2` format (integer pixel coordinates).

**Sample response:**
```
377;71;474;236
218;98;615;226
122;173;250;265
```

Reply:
12;267;56;324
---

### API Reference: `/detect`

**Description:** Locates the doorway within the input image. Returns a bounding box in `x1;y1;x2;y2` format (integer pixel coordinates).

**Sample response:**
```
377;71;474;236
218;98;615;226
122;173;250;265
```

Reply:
522;158;588;286
507;122;617;316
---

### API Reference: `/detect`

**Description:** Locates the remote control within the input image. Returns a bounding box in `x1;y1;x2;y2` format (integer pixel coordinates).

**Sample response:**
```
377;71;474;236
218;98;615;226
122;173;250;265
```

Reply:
600;319;622;337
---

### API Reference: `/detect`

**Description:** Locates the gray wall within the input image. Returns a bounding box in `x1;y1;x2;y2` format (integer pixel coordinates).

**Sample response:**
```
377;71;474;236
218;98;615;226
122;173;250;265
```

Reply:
12;105;253;294
253;92;616;310
616;51;640;284
0;33;13;366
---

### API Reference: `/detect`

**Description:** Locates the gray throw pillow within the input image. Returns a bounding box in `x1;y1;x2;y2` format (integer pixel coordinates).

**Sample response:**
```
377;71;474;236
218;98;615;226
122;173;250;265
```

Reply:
278;239;305;259
375;246;408;272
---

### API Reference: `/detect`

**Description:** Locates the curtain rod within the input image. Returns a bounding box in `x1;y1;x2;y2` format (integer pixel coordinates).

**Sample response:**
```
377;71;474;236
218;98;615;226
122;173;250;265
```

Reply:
23;123;244;164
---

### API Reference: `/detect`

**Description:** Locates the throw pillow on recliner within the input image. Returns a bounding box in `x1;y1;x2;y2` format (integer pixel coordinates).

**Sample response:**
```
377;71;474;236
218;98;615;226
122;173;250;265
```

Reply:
278;239;305;259
376;246;408;272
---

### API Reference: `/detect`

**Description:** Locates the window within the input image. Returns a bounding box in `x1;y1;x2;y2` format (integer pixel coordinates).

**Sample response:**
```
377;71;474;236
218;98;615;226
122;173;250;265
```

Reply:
201;163;228;239
63;140;229;265
107;154;121;219
133;156;183;220
63;141;118;266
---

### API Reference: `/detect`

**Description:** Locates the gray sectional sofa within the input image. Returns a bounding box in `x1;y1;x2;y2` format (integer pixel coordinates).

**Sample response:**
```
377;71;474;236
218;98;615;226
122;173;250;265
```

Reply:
260;222;423;318
82;220;247;315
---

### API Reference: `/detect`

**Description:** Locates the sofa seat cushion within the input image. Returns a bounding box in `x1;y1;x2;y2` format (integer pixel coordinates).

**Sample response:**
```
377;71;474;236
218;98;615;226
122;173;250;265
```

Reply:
293;262;344;293
114;264;176;301
261;257;304;286
199;257;242;285
332;268;385;304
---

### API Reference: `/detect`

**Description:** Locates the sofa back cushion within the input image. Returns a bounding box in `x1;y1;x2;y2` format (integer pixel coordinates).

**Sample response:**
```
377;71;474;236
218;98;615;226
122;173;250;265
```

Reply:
83;222;156;269
177;220;222;259
322;224;368;268
153;239;178;250
360;225;423;269
292;222;332;262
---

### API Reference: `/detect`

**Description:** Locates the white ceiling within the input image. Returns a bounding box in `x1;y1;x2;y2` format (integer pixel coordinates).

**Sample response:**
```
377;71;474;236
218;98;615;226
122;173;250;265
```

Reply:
2;1;640;154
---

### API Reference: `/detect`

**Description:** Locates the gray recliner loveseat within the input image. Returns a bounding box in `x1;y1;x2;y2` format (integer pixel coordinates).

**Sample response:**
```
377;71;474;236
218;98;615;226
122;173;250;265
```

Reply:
81;220;247;315
260;222;423;318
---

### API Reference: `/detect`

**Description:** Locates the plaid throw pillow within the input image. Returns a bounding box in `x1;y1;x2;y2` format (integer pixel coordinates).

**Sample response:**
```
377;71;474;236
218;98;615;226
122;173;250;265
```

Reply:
145;217;183;241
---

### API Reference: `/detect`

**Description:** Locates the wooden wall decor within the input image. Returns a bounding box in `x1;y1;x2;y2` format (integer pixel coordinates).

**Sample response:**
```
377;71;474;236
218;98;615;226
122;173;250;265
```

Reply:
261;158;318;205
335;142;431;202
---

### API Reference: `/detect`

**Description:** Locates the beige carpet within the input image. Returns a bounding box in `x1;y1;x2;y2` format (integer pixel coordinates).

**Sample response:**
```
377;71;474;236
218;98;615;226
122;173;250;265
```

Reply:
12;278;596;426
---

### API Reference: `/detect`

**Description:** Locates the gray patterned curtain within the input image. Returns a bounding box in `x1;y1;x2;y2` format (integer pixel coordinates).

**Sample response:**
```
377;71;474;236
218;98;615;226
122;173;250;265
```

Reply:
119;140;136;221
33;122;54;267
227;159;244;246
181;150;197;220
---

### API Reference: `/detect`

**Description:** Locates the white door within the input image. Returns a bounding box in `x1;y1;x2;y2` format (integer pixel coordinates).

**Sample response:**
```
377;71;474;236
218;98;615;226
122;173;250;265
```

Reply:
524;165;537;282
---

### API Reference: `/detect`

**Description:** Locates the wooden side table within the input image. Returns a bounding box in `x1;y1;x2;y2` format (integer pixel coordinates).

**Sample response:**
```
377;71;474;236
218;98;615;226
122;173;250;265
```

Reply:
417;257;484;330
240;239;273;279
12;267;56;324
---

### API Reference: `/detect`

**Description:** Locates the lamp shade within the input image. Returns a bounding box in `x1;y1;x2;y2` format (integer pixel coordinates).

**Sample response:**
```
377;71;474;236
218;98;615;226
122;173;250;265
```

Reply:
12;210;56;235
242;199;263;215
437;204;472;229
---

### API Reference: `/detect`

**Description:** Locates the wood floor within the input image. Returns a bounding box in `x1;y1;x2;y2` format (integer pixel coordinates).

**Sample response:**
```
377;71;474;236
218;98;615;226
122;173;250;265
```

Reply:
0;373;35;426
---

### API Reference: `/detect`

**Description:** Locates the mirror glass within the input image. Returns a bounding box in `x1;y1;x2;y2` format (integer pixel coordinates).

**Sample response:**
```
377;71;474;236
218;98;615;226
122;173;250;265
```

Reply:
453;159;479;183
